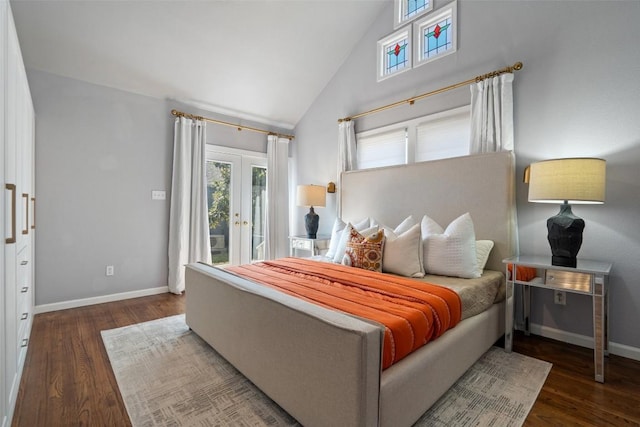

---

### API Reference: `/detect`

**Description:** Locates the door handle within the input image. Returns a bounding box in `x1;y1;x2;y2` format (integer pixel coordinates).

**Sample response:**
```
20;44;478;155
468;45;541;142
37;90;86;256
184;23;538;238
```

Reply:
5;184;16;244
31;197;36;229
22;193;29;235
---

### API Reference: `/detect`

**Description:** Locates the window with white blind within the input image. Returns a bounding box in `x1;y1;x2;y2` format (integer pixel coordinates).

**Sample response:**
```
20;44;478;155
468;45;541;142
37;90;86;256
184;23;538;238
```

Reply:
416;107;470;162
356;128;407;169
356;105;470;170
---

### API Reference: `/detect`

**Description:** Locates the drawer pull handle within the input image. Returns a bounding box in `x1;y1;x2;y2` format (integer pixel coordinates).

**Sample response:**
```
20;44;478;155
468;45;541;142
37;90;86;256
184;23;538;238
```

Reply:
21;260;29;266
21;339;28;348
21;286;29;293
21;313;28;320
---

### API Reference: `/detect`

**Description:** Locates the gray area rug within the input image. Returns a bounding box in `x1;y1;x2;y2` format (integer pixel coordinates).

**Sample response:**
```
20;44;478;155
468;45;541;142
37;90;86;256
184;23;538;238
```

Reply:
101;314;551;427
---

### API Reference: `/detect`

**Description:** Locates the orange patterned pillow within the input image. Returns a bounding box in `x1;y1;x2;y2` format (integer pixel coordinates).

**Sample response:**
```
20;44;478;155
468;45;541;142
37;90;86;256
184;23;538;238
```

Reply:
343;227;385;272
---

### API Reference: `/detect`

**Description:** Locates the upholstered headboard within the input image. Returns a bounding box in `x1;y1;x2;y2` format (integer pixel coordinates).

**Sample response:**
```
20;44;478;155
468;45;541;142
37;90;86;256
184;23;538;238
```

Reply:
340;151;517;272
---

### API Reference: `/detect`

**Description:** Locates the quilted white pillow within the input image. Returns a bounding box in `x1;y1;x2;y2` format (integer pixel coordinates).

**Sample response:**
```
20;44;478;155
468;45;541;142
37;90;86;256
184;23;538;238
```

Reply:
382;223;425;278
475;240;495;276
333;222;377;264
325;217;370;260
421;213;479;279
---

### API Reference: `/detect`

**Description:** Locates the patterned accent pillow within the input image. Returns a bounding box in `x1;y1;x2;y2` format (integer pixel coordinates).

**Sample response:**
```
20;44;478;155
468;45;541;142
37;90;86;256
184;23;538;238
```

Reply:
343;228;385;272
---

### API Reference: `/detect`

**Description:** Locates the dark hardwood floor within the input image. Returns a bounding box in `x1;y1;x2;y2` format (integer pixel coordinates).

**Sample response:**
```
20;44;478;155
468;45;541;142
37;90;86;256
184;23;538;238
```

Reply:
11;293;640;426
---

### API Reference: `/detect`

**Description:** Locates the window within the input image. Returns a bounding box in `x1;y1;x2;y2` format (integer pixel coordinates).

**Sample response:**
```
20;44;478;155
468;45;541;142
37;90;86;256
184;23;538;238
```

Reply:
357;128;407;169
394;0;433;29
414;0;457;67
377;27;412;81
355;105;470;170
416;107;469;161
206;146;267;266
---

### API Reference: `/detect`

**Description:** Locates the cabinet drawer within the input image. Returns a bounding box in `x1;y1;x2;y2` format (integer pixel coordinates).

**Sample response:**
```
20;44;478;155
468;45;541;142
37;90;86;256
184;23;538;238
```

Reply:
292;239;313;251
545;269;592;293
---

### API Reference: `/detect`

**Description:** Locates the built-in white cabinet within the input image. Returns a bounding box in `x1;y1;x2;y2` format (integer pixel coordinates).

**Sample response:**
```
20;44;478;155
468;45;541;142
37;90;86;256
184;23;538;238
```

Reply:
1;1;35;425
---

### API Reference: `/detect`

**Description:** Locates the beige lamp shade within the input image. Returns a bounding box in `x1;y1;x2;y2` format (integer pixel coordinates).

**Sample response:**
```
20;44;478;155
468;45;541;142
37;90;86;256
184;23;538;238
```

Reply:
528;158;606;204
296;185;326;207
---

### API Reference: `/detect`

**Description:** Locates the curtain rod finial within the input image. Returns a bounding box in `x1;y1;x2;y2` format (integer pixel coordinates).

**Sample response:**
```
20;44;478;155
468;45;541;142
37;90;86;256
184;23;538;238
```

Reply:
513;62;523;71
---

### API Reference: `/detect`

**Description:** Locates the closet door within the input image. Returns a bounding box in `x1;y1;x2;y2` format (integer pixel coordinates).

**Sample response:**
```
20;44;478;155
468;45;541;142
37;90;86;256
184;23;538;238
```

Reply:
3;8;20;423
15;64;33;377
1;1;8;424
2;5;35;425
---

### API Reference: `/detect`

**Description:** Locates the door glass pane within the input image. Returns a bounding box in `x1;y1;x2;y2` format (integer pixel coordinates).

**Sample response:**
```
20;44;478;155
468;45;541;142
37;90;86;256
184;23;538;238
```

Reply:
206;161;231;265
251;166;267;262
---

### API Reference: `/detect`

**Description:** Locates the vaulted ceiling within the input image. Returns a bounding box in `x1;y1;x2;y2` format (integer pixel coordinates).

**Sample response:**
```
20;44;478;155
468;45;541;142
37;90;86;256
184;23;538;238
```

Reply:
11;0;388;129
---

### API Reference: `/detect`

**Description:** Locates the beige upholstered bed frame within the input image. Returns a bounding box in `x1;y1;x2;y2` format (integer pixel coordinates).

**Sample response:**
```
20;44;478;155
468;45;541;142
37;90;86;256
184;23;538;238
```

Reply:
186;151;516;426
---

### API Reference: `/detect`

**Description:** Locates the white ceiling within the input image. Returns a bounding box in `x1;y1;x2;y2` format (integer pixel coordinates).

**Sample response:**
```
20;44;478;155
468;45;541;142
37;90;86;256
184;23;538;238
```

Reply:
11;0;387;129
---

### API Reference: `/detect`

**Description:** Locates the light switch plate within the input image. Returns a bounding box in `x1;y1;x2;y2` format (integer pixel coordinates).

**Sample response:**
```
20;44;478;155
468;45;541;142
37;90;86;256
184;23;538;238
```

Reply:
151;190;166;200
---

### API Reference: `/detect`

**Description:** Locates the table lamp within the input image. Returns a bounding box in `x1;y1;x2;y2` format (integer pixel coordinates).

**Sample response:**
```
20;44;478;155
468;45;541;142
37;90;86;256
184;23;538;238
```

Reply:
527;158;606;267
296;185;326;238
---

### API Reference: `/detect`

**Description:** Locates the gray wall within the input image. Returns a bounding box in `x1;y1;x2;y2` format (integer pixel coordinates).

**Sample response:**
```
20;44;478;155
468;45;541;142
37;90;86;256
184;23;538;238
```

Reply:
294;1;640;350
30;69;172;305
29;69;289;306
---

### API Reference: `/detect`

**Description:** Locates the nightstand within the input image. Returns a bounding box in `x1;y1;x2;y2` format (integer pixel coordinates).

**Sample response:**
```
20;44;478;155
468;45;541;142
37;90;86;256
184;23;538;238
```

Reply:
289;235;330;257
503;255;612;383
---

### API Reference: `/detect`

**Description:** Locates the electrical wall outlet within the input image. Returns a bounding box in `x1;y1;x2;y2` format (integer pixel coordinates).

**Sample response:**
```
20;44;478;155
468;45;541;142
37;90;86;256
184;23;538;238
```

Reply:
554;290;566;305
106;265;115;276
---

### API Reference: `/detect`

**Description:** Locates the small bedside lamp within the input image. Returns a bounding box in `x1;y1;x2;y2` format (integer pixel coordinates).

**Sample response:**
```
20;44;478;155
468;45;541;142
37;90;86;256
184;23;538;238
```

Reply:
527;158;606;267
296;185;326;238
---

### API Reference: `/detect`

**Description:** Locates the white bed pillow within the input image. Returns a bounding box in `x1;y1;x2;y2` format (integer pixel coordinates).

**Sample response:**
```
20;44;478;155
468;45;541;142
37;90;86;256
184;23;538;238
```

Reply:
421;213;479;279
475;240;495;276
371;215;416;235
325;217;370;260
382;223;425;278
333;222;377;264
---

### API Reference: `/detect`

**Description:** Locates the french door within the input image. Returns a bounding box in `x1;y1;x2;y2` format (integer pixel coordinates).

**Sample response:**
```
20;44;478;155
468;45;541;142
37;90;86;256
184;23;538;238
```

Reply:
206;147;267;266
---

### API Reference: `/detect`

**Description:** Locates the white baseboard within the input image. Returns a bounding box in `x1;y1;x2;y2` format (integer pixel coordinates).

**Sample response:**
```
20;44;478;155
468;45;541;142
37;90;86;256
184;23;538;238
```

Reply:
530;323;640;362
34;286;170;314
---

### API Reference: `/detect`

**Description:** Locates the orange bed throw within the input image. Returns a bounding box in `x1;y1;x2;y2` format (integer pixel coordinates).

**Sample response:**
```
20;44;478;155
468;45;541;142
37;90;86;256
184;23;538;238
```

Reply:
226;258;461;369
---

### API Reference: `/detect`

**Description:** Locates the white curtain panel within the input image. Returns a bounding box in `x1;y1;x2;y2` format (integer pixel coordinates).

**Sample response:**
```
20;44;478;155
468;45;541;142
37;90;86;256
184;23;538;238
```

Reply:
168;117;212;294
470;74;520;257
264;135;290;260
337;120;357;215
469;73;514;153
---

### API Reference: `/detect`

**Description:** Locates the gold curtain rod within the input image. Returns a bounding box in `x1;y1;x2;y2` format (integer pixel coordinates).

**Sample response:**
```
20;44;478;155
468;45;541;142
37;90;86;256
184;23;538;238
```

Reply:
338;61;523;123
171;109;294;140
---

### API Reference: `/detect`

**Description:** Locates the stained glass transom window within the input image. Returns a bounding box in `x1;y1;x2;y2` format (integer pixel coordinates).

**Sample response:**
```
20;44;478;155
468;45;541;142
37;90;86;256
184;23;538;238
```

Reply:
377;27;412;81
414;0;457;67
386;39;409;74
406;0;428;19
423;18;453;59
394;0;432;29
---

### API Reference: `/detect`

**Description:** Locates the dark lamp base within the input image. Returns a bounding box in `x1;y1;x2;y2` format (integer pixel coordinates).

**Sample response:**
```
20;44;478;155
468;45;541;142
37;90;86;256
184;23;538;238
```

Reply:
547;203;584;268
304;207;319;239
551;255;577;268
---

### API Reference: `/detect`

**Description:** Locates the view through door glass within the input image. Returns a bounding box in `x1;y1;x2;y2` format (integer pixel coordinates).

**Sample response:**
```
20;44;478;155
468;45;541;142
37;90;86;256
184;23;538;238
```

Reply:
206;151;266;266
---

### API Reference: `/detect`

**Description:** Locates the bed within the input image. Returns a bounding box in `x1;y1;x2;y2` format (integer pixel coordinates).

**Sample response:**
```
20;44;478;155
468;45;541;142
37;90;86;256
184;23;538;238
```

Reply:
185;151;517;427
